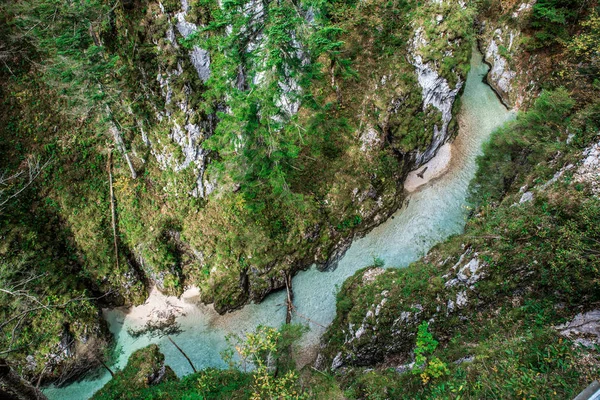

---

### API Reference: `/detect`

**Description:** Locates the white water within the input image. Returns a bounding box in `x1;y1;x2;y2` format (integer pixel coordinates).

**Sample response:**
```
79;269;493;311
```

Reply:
44;49;513;399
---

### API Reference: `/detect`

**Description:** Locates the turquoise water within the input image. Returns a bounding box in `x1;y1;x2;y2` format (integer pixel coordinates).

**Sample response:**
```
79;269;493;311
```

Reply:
43;49;513;399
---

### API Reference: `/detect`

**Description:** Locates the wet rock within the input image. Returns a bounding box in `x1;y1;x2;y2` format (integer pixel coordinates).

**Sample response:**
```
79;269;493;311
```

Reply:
484;29;517;106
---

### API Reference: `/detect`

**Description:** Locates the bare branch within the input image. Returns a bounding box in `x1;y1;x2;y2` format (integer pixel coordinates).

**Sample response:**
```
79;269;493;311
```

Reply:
0;155;52;212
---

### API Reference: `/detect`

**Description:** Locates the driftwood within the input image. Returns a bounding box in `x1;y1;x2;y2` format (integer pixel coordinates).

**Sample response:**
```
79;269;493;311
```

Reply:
283;272;294;324
290;306;326;329
416;166;428;179
167;336;196;373
96;357;114;378
281;271;326;328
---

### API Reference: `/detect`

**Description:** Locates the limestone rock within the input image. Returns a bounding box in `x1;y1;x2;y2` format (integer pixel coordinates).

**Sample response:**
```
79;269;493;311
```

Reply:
574;140;600;196
410;27;463;166
557;310;600;347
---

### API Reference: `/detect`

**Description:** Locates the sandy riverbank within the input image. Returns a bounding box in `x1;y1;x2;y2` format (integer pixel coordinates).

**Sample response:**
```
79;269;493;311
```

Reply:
404;142;452;192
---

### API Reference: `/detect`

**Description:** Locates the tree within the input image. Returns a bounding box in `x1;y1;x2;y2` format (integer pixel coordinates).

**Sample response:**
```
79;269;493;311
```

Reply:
220;325;306;399
6;0;137;178
412;322;449;384
529;0;589;47
0;358;48;400
185;0;348;212
0;155;50;213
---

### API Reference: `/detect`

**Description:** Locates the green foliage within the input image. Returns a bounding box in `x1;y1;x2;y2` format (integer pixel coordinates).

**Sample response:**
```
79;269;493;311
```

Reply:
188;0;350;212
325;34;600;394
94;346;251;399
220;324;308;398
412;322;449;384
95;325;309;399
8;0;122;116
373;257;385;268
470;88;575;204
0;0;481;384
569;9;600;77
340;323;598;399
528;0;588;48
92;345;254;400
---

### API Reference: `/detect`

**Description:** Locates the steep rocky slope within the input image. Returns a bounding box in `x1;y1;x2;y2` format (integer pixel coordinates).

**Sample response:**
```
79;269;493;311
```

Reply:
86;0;600;397
314;0;600;393
3;0;598;395
0;0;475;383
98;0;474;312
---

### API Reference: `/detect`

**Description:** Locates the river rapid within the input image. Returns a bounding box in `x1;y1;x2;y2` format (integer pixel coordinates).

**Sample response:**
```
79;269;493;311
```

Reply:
44;48;513;399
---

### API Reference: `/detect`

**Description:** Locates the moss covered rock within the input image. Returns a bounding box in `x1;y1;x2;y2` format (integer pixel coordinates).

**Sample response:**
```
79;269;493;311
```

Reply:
92;345;177;399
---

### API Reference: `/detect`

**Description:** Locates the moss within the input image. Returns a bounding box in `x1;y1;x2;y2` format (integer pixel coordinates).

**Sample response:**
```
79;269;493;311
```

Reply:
0;0;476;380
319;23;600;393
338;324;599;399
92;345;178;399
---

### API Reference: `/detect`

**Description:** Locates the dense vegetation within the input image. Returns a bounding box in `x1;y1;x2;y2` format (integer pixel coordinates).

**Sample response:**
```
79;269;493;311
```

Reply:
1;0;599;398
317;0;600;397
1;0;476;387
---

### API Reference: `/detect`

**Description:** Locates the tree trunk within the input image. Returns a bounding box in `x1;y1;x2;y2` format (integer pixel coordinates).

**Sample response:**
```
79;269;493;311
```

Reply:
0;359;48;400
167;336;196;373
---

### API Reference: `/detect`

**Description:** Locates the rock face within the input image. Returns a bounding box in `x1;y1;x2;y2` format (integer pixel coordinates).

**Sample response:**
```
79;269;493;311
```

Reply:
520;139;600;201
173;0;210;82
100;0;475;314
557;310;600;348
480;2;538;109
320;250;487;370
0;360;48;400
147;0;214;199
410;27;463;166
91;345;177;399
484;28;517;106
574;140;600;196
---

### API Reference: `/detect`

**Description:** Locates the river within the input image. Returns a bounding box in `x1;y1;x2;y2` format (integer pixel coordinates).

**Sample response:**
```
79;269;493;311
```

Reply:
43;48;513;399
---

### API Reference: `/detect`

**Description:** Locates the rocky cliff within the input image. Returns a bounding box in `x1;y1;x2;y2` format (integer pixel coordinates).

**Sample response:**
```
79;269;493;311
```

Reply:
478;1;540;109
99;0;475;312
0;0;478;382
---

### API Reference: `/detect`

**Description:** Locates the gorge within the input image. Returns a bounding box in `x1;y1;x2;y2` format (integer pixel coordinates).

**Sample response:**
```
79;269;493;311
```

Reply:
43;47;513;399
2;0;600;398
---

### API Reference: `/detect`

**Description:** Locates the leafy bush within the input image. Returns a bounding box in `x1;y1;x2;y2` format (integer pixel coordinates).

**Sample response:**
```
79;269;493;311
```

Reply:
470;88;574;205
412;322;449;384
528;0;587;48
